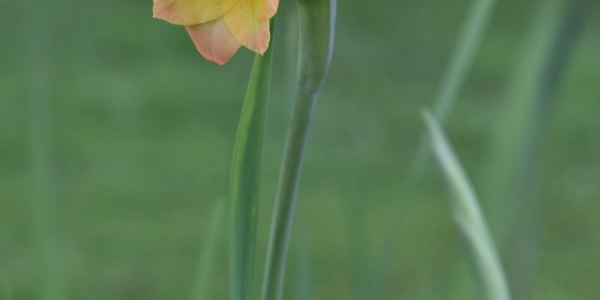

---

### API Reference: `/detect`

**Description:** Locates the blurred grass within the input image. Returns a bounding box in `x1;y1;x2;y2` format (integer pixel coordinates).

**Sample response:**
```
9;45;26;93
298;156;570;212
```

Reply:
496;1;597;298
191;200;225;300
1;0;599;299
409;0;496;179
482;0;569;245
424;111;510;300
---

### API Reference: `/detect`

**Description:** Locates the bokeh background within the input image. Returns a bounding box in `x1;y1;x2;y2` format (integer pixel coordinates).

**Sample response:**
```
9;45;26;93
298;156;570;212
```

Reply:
1;0;599;299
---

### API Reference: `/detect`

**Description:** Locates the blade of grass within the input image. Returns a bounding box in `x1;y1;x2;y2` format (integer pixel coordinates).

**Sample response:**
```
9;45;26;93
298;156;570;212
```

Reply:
229;20;276;300
260;1;336;299
367;0;498;290
481;0;568;245
371;0;497;297
409;0;497;179
423;110;511;300
507;0;596;297
191;200;226;300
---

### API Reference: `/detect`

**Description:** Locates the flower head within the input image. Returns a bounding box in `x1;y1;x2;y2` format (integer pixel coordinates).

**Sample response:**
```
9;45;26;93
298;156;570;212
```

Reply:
154;0;279;65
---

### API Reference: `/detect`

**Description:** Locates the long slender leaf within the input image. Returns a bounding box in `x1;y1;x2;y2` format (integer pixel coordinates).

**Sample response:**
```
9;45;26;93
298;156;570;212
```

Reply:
423;110;511;300
229;21;276;300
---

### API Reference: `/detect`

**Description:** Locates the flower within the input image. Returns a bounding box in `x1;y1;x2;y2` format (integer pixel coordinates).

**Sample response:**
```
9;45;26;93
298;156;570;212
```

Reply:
153;0;279;65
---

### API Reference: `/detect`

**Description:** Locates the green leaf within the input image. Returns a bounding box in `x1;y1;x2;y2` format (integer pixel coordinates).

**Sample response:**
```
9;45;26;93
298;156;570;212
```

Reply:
229;20;276;300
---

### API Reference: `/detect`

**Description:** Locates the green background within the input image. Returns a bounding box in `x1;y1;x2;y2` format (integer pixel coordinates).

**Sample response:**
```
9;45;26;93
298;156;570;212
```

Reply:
1;0;599;299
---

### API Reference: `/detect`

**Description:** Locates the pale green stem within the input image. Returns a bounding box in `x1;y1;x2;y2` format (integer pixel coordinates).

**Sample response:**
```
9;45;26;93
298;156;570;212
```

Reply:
261;1;336;299
423;111;511;300
230;20;275;300
409;0;497;179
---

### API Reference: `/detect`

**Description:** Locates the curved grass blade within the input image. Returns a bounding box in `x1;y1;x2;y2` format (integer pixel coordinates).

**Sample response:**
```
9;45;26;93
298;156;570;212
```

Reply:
423;110;511;300
372;0;498;297
191;200;226;300
230;20;276;300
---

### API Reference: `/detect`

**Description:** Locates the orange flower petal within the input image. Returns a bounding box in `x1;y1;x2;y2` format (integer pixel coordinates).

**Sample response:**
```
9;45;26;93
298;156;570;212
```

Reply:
224;0;274;54
153;0;238;25
186;18;242;65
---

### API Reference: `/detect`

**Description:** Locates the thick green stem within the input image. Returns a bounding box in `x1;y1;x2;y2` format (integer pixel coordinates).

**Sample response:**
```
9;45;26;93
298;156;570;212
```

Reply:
230;21;275;300
261;1;336;300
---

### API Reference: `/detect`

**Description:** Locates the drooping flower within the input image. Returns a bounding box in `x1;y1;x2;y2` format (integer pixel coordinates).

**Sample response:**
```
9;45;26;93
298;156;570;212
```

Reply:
153;0;279;65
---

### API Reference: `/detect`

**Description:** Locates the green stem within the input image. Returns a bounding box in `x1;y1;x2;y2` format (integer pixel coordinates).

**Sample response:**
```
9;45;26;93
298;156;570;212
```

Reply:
423;111;511;300
230;20;275;300
261;1;336;299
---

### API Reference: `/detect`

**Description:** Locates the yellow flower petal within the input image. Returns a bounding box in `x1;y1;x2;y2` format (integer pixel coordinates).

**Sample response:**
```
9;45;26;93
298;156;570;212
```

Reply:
224;0;277;54
153;0;238;25
265;0;279;19
186;18;242;65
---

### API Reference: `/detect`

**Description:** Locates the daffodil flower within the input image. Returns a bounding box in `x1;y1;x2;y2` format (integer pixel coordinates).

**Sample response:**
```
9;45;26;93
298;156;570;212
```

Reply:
153;0;279;65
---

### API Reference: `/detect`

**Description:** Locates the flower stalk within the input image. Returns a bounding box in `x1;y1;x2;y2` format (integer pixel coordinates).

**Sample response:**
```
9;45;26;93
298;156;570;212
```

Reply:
261;1;336;299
